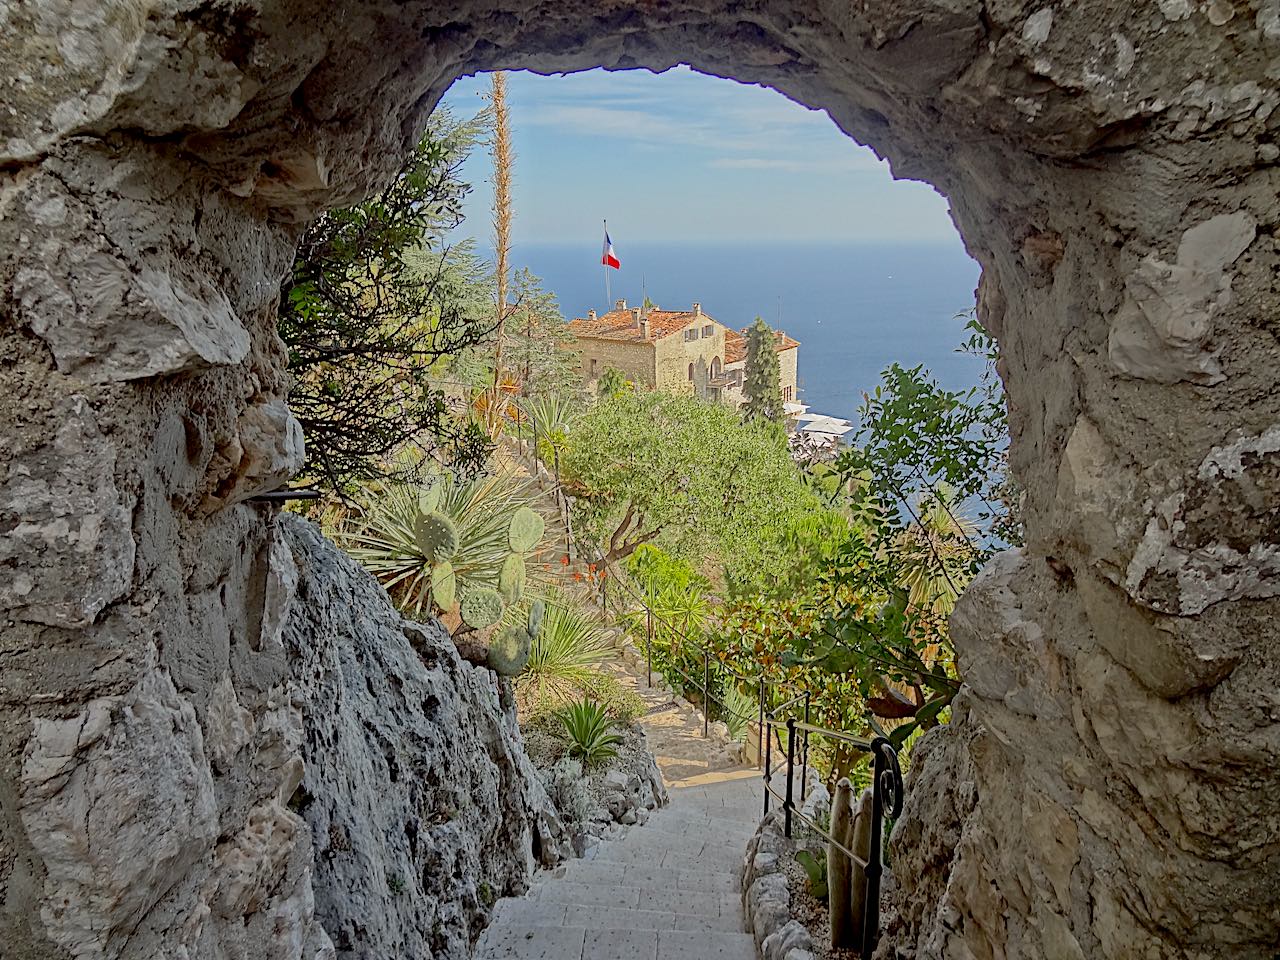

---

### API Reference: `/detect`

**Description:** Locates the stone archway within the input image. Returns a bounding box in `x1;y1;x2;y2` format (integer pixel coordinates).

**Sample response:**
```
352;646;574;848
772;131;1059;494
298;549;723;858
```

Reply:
2;3;1278;959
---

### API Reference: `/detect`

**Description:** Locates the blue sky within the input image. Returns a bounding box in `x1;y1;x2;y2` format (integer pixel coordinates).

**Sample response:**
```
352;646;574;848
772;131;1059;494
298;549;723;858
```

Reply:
439;67;961;248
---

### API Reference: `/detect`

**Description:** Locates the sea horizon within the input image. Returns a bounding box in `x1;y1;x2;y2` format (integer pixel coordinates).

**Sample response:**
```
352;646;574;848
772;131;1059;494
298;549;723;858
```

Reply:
490;237;985;425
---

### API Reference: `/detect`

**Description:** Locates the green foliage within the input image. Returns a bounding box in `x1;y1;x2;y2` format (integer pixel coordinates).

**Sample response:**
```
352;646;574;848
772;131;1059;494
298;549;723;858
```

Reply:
561;390;836;587
742;317;784;424
596;366;629;399
718;682;757;741
489;624;533;676
461;587;505;629
737;319;1011;752
451;267;581;397
795;849;829;901
555;698;623;767
498;553;527;604
413;511;459;563
516;594;611;712
277;108;496;490
508;506;545;553
346;468;543;617
520;393;578;463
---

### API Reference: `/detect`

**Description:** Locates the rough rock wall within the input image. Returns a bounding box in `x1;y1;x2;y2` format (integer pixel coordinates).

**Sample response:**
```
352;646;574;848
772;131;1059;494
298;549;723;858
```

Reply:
1;2;1277;959
281;517;568;958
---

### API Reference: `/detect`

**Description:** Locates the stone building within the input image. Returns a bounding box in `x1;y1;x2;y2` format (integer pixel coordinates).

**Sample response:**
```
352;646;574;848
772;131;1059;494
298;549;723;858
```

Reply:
567;300;799;407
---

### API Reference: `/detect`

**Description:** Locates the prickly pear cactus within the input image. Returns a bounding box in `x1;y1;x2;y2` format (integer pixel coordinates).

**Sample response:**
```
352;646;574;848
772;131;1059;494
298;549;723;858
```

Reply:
431;560;457;610
527;598;545;640
417;480;443;515
508;507;544;553
414;510;458;563
488;624;533;676
460;587;506;630
498;554;526;604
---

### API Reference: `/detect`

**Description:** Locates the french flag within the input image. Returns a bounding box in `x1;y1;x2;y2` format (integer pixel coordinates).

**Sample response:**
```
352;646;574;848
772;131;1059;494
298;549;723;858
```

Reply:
601;229;620;270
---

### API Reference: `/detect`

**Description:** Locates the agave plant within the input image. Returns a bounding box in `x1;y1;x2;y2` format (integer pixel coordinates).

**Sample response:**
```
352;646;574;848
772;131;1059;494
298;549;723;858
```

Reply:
515;591;611;711
344;467;547;618
556;698;623;767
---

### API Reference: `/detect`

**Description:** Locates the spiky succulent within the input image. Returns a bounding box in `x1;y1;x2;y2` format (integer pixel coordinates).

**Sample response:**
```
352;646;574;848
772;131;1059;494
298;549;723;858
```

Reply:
414;510;458;563
508;507;544;553
460;587;506;630
488;624;533;676
498;554;526;604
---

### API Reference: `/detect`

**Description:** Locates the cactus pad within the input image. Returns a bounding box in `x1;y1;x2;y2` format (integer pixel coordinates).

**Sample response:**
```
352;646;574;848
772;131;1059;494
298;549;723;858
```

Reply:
498;554;527;604
527;598;545;640
488;625;532;676
414;510;458;563
417;481;443;516
460;587;505;630
508;507;544;553
431;561;456;611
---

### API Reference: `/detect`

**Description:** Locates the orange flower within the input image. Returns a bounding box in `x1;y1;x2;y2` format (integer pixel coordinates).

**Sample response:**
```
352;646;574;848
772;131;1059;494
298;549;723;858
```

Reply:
572;572;583;582
560;555;570;566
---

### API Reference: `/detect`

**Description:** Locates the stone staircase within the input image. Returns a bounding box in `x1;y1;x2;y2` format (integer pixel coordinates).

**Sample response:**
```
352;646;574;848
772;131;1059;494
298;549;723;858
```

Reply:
474;772;761;959
478;445;764;959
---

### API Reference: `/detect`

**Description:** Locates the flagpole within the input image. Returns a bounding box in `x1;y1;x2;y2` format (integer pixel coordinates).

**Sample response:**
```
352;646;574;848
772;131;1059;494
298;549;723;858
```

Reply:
603;219;611;307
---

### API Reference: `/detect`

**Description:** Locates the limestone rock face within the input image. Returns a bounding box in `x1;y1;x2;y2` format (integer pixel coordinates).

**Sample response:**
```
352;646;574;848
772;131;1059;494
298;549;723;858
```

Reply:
280;518;570;959
3;2;1279;959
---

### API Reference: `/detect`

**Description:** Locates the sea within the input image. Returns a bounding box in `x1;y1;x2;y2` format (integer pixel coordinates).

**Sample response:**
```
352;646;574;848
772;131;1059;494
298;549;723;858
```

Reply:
513;240;984;425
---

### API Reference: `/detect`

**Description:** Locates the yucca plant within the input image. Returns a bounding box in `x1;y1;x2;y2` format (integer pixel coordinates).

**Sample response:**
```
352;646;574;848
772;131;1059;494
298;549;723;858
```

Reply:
344;467;545;617
718;680;758;742
556;698;623;767
520;393;577;462
515;591;611;712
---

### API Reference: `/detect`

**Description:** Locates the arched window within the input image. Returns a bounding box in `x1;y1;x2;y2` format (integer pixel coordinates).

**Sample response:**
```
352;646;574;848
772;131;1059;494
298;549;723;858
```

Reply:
687;362;695;380
711;356;722;379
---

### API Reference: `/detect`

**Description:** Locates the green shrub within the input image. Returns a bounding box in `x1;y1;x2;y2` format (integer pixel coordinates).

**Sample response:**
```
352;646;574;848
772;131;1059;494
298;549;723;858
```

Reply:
555;698;622;767
516;592;610;711
795;849;828;901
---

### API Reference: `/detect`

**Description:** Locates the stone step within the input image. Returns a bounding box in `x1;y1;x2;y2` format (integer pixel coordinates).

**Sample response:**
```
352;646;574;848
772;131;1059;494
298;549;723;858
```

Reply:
474;923;756;960
589;839;743;872
559;860;740;893
532;880;742;922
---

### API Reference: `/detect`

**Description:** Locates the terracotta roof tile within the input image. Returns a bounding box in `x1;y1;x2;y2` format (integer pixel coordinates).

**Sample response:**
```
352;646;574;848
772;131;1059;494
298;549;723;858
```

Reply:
567;307;703;343
724;328;799;365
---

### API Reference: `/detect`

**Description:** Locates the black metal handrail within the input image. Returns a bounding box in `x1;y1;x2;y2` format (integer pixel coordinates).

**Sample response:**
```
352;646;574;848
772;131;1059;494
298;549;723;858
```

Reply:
762;706;903;956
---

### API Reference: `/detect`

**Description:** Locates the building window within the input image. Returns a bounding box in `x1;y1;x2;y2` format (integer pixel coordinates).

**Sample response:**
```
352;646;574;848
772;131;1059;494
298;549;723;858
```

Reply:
684;329;697;342
589;358;598;376
711;357;722;379
688;362;695;381
783;385;793;401
702;324;713;338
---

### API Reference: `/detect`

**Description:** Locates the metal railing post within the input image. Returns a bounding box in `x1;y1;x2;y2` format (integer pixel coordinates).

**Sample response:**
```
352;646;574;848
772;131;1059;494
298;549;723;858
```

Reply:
645;606;653;688
801;692;811;803
762;719;772;818
757;677;766;771
702;651;710;738
783;717;796;838
862;743;887;957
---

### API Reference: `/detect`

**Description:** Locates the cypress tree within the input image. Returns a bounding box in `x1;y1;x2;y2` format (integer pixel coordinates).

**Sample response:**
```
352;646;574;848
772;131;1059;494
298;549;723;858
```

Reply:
742;316;783;423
